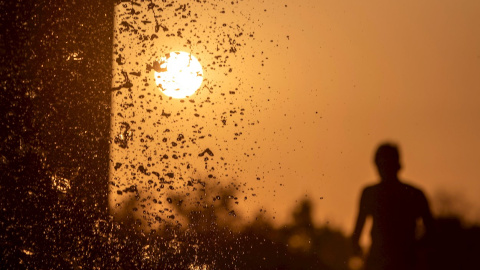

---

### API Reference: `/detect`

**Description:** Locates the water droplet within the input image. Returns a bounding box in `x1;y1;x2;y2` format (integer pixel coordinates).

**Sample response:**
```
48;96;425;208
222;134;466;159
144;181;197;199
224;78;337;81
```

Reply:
21;248;34;256
114;122;133;148
50;167;80;194
189;264;209;270
51;175;71;194
198;148;214;157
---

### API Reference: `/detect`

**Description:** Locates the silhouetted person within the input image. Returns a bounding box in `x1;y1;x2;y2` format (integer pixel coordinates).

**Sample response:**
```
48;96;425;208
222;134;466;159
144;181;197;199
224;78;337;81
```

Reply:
351;143;434;270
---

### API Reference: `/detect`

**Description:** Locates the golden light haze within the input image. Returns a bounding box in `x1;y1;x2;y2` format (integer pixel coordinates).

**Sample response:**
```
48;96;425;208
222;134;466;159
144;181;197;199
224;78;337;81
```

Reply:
239;0;480;230
110;0;480;234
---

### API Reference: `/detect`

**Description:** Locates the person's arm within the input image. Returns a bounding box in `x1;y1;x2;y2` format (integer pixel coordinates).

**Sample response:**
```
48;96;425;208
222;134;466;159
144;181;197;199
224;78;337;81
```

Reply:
419;191;434;241
351;189;368;256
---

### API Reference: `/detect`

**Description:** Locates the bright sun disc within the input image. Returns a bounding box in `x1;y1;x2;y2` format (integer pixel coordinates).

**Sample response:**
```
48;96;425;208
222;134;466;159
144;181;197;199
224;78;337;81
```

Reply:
154;51;203;99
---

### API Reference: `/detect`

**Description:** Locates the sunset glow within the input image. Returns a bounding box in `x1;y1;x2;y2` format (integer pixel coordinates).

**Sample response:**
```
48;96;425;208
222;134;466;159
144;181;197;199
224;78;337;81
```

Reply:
154;51;203;99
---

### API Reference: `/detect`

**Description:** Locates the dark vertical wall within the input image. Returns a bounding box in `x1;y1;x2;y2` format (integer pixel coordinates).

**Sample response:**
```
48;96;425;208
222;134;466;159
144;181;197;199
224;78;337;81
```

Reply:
1;1;113;267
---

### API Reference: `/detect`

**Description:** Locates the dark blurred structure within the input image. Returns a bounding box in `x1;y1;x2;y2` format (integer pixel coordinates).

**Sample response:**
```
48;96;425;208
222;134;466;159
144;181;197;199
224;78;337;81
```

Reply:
351;143;480;270
1;0;113;268
428;217;480;270
351;143;434;270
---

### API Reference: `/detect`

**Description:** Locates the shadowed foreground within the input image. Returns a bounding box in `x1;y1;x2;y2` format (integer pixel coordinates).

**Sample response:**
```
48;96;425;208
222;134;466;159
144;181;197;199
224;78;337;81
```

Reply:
2;162;479;270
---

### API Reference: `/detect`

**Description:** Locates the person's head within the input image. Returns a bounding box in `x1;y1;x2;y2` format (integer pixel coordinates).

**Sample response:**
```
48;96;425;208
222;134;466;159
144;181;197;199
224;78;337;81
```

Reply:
374;142;401;181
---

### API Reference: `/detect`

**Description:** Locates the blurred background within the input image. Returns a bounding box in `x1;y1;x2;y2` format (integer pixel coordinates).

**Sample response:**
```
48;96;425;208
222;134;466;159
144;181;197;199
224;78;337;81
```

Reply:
1;0;479;269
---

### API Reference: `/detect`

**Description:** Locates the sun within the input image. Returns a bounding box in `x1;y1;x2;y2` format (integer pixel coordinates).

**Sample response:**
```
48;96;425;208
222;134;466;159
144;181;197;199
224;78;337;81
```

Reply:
153;51;204;99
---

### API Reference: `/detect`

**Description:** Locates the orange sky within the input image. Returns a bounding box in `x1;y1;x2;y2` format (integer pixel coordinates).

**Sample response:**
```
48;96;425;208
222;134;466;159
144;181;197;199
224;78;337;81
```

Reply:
110;0;480;234
246;0;480;228
248;0;480;231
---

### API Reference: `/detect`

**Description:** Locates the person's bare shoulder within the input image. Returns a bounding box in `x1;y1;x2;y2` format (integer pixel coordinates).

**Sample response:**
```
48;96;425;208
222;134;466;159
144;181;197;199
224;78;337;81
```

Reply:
363;183;381;192
399;181;427;200
400;180;424;192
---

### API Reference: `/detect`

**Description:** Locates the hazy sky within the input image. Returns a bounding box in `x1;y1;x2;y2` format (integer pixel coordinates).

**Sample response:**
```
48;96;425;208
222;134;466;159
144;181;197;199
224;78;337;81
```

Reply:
248;0;480;231
110;0;480;235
